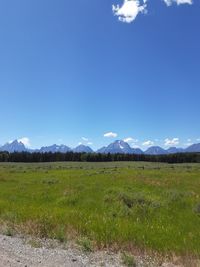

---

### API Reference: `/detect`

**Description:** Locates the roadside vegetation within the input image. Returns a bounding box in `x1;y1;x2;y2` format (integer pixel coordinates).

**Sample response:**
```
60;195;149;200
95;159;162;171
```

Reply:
0;161;200;258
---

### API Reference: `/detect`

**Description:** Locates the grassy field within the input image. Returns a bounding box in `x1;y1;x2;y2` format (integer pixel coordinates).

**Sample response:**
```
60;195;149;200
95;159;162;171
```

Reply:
0;161;200;256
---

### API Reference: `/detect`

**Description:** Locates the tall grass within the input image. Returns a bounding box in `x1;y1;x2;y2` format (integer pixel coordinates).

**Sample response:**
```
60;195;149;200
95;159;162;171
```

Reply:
0;162;200;256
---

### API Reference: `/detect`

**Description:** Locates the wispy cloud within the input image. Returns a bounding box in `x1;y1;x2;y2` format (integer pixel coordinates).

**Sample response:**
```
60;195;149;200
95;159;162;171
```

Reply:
80;137;93;146
18;137;31;147
104;132;118;138
184;142;193;147
142;140;154;146
87;142;93;145
164;138;179;146
123;137;138;143
163;0;192;6
183;138;193;147
132;145;141;148
82;137;89;142
113;0;193;23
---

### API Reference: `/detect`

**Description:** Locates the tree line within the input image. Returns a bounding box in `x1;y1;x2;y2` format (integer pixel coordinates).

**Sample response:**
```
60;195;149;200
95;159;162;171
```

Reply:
0;151;200;163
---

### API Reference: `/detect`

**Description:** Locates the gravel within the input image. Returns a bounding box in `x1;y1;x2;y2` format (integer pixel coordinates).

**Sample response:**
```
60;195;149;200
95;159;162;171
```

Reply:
0;234;122;267
0;234;197;267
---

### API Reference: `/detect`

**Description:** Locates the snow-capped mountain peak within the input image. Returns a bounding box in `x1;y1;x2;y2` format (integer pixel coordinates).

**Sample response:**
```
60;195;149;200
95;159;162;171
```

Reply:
0;139;200;155
0;140;27;153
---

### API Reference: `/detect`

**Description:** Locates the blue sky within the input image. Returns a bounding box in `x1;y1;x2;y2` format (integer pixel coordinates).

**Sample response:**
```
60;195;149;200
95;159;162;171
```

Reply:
0;0;199;150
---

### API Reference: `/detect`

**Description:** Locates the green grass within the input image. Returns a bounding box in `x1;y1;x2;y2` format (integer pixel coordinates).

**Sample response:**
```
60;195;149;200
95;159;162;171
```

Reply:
0;162;200;256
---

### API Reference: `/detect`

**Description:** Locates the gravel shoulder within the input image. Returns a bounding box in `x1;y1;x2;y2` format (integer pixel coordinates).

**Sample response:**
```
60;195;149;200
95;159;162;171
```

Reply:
0;234;122;267
0;234;199;267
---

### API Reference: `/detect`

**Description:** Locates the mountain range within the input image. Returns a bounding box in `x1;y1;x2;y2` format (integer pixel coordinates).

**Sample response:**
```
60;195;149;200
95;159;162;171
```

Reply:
0;139;200;155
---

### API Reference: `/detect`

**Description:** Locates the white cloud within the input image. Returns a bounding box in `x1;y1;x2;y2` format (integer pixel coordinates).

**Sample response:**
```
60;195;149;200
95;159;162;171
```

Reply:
80;137;93;146
132;145;141;148
142;140;154;146
87;142;93;145
82;137;89;142
163;0;192;6
184;139;193;147
113;0;193;23
197;138;200;142
18;137;31;147
124;137;133;143
164;138;179;146
123;137;138;143
104;132;118;138
185;142;192;147
112;0;147;23
78;141;93;146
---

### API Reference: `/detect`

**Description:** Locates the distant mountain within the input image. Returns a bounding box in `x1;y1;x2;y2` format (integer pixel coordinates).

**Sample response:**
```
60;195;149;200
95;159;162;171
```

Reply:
184;143;200;153
96;146;107;154
73;145;93;153
0;140;28;153
40;144;71;153
1;139;200;155
145;146;166;155
96;141;143;154
166;147;184;154
100;140;133;154
132;148;144;154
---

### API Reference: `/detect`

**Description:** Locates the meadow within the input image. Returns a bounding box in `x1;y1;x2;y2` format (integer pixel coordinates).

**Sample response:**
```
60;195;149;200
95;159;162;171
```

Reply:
0;161;200;257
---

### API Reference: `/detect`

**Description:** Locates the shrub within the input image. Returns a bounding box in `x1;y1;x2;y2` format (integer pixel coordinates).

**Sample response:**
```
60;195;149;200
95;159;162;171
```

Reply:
34;214;55;238
77;237;93;252
28;239;42;248
3;227;14;237
57;194;79;206
121;252;136;267
55;226;67;243
194;203;200;215
42;178;59;185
